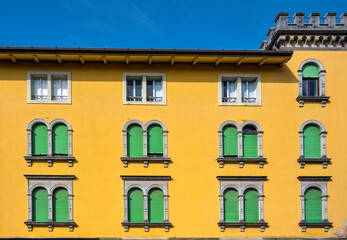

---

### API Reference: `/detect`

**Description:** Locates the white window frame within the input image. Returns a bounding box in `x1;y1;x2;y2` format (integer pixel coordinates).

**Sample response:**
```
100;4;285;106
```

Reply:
123;73;166;105
27;71;71;104
218;74;261;106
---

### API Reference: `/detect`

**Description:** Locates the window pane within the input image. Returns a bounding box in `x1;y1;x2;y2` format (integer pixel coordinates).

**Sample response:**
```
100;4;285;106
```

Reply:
309;79;318;96
229;81;236;97
32;75;47;100
242;81;247;98
303;79;308;96
61;79;68;96
244;189;259;223
52;79;61;98
222;81;227;98
222;80;236;102
155;80;162;97
135;80;142;97
248;81;256;98
127;80;134;97
147;80;154;97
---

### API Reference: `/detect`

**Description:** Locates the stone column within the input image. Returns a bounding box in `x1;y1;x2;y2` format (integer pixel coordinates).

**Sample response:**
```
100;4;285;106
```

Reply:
239;195;244;221
123;195;128;222
164;195;169;221
322;195;328;221
122;130;127;157
143;131;148;157
321;132;327;157
48;193;53;221
219;194;224;222
218;131;223;157
319;70;326;96
238;131;243;157
143;195;148;222
68;130;73;155
299;132;304;157
258;195;264;221
48;129;52;156
27;129;32;156
27;193;33;221
300;195;305;221
298;71;303;96
69;194;73;221
163;131;168;157
258;132;263;157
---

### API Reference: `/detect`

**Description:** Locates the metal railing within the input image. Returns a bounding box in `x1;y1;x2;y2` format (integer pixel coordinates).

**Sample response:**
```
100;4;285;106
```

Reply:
147;96;162;102
242;97;256;103
222;97;237;103
52;96;69;101
31;95;48;100
127;96;143;101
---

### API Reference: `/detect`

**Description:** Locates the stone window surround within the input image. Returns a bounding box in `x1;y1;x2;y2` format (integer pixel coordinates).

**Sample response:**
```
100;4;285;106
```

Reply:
217;120;266;168
122;72;167;105
121;175;172;232
27;71;72;104
217;176;268;232
24;175;76;232
25;118;74;167
297;59;329;107
298;176;332;232
298;120;331;168
218;74;262;106
121;120;170;167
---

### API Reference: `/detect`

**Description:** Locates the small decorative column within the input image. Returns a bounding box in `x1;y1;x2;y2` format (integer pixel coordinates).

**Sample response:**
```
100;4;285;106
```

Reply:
27;193;33;221
257;131;263;157
322;195;328;221
47;129;52;156
143;130;148;157
163;131;168;157
122;130;128;157
218;131;223;158
300;194;306;232
68;193;74;231
27;129;32;156
164;195;169;232
238;131;243;157
239;194;245;232
68;129;73;156
123;194;128;222
258;195;265;221
143;194;148;222
219;194;224;222
48;193;53;231
299;131;305;168
321;131;328;168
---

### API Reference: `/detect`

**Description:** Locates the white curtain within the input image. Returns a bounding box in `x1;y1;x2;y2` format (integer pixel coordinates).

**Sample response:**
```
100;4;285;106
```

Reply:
32;77;47;98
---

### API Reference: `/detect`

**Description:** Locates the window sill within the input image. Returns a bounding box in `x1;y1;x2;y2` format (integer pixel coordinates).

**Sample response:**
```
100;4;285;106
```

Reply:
296;96;330;107
297;156;331;169
217;157;267;168
218;221;268;232
123;101;167;106
24;155;75;167
121;157;171;168
25;220;76;232
121;221;172;232
299;220;332;232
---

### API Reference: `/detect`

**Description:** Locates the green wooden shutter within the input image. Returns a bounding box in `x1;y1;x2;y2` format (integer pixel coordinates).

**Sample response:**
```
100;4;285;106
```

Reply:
223;126;238;157
53;123;68;155
224;189;239;222
304;125;321;158
128;188;144;222
33;188;48;222
305;188;322;223
127;125;143;157
53;188;69;222
243;128;258;158
148;188;164;223
148;125;163;155
303;64;319;78
32;123;48;155
244;189;258;223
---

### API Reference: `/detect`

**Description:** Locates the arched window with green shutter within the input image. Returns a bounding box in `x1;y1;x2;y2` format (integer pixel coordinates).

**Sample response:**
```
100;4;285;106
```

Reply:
243;126;257;158
305;187;322;223
302;63;319;97
53;188;69;222
223;126;238;157
148;125;163;156
127;125;143;157
224;188;239;222
148;188;164;222
53;123;68;155
244;188;258;223
33;187;48;222
304;125;321;158
128;188;144;222
32;123;48;155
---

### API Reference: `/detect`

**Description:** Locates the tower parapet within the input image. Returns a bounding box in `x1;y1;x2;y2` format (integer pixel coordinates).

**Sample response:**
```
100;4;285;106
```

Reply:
261;12;347;50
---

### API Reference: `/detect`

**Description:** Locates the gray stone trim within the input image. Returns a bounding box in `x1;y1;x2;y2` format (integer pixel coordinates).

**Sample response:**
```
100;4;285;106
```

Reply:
217;157;267;168
121;222;172;232
27;119;50;157
24;156;75;167
218;222;268;232
24;221;76;232
121;157;171;168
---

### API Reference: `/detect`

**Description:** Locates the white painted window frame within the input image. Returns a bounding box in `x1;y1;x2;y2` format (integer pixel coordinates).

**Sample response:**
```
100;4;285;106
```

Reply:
27;71;71;104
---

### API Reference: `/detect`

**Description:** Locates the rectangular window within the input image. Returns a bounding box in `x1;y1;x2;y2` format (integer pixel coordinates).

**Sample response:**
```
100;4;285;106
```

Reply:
27;71;71;104
222;78;237;103
123;73;166;105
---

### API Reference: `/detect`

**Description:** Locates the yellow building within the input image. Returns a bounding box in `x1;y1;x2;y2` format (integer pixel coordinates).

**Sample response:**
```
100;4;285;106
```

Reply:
0;12;346;239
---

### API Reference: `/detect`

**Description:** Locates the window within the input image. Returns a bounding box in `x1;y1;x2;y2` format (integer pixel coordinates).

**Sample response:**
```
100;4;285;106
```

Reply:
123;73;166;105
121;176;172;232
218;74;261;106
222;125;238;157
24;175;76;231
217;176;268;232
25;119;75;167
298;176;332;232
121;120;170;167
298;120;330;168
297;59;329;107
27;71;71;104
243;126;258;158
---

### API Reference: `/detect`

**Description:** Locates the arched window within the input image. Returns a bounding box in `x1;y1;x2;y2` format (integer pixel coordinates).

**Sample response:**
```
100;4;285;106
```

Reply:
244;189;258;223
223;125;238;157
128;188;144;222
224;189;238;223
305;187;322;223
52;123;68;155
303;124;320;158
243;126;258;158
127;125;143;157
32;123;48;155
32;188;48;222
53;188;69;222
148;125;163;157
148;188;164;223
302;63;319;96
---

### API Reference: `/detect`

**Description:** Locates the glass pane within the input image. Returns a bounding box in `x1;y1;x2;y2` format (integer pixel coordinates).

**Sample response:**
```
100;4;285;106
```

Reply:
41;80;48;97
52;79;61;98
147;80;153;97
248;81;256;98
32;79;41;96
222;81;227;98
127;80;134;97
303;79;308;96
32;75;48;100
229;81;236;97
155;80;162;97
241;81;247;98
135;80;142;97
309;79;318;96
61;79;68;97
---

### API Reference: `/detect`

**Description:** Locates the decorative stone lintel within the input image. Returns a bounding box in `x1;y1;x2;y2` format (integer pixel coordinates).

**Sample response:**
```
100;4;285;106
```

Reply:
24;221;76;231
297;157;331;169
121;157;172;168
296;96;330;107
299;220;332;232
24;155;76;167
121;221;172;232
218;221;268;232
217;157;267;168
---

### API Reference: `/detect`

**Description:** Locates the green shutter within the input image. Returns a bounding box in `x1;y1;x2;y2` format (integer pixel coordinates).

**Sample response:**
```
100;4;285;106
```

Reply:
33;188;48;222
303;64;319;78
53;124;68;155
32;123;48;155
128;188;144;222
243;135;257;158
148;125;163;155
127;125;143;157
224;189;239;222
305;188;322;223
304;125;321;158
223;126;238;157
244;189;258;223
53;188;69;222
148;188;164;223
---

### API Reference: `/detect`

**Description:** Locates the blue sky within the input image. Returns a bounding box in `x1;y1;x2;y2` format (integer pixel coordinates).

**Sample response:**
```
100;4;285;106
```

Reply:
0;0;346;50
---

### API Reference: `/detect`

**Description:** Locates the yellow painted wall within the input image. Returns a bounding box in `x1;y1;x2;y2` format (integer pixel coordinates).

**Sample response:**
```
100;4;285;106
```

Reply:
0;50;346;238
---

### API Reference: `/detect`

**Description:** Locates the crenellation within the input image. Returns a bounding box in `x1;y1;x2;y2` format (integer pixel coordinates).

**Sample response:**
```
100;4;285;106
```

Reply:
325;13;337;27
293;12;305;26
309;12;321;26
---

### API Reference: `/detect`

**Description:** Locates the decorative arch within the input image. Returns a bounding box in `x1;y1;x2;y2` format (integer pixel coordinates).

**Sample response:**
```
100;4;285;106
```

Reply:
123;120;145;131
298;58;325;72
146;185;167;195
29;184;50;195
50;119;72;130
240;121;263;132
28;118;50;129
221;185;241;195
125;185;145;195
241;185;262;195
218;121;241;132
302;184;326;196
51;185;72;195
145;120;168;132
299;120;326;133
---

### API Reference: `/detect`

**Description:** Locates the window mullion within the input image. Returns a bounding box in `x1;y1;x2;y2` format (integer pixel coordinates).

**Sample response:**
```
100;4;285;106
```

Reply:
47;74;52;101
143;76;147;103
